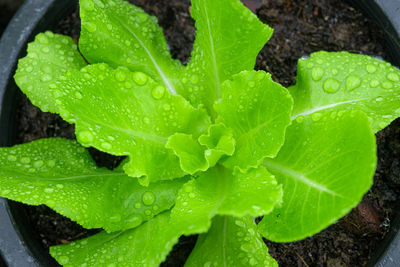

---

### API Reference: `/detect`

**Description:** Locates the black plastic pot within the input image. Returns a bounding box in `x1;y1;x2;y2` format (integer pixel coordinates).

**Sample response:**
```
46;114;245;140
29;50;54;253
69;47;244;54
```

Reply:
0;0;399;266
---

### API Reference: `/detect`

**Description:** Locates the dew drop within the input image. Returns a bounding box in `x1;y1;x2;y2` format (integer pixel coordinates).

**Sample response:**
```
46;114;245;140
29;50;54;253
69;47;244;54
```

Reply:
126;214;143;227
85;22;97;33
7;155;16;161
387;72;399;82
82;0;94;11
133;72;148;85
25;66;33;73
78;131;93;144
34;160;44;168
346;75;361;91
369;80;380;88
110;214;121;222
311;67;324;81
323;78;340;93
248;81;255;88
382;81;393;89
37;34;49;44
48;160;56;167
142;191;155;205
295;116;304;123
143;117;150;124
41;47;50;53
190;74;199;84
101;142;112;150
115;70;126;82
41;74;52;82
21;157;31;164
312;113;322;121
44;188;54;193
163;104;171;111
75;92;83;99
366;64;376;73
152;86;165;99
59;256;69;265
134;202;141;209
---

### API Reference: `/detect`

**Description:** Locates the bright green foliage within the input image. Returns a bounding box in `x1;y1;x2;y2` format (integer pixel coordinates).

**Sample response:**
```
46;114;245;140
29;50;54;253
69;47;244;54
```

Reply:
166;123;235;174
53;64;210;185
215;71;293;172
50;212;182;267
170;166;282;235
0;138;186;232
290;51;400;132
5;0;400;265
185;216;278;267
180;0;274;115
14;31;87;113
79;0;184;95
259;111;376;242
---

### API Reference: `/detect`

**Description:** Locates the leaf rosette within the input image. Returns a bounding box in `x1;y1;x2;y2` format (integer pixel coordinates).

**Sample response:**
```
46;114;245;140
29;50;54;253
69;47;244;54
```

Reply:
1;0;399;266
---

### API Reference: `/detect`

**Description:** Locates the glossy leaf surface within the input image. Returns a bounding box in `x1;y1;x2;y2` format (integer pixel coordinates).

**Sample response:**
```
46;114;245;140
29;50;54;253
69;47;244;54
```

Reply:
0;138;186;232
185;216;277;267
50;212;182;267
215;71;293;172
79;0;184;95
179;0;274;114
290;51;400;132
14;31;86;113
53;64;210;185
166;123;235;174
259;111;376;242
171;165;282;235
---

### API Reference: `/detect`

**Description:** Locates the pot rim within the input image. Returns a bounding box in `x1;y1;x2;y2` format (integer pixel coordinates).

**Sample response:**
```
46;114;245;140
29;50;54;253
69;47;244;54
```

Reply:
0;0;399;266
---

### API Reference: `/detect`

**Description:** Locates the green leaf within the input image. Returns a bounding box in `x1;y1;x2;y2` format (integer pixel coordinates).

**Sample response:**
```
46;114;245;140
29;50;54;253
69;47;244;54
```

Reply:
215;71;293;172
179;0;274;114
14;31;87;113
0;138;187;232
198;123;236;166
171;165;282;235
79;0;184;95
50;211;182;267
53;64;210;185
290;51;400;132
185;216;277;267
259;110;376;242
166;123;235;174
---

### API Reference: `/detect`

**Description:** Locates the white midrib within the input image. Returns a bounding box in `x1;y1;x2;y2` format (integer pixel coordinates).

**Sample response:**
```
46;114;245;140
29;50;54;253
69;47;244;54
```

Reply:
291;98;368;120
203;5;221;98
263;159;342;197
114;16;177;95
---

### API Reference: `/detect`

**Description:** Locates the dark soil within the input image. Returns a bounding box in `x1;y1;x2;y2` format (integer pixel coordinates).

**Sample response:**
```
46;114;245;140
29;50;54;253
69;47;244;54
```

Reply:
9;0;400;266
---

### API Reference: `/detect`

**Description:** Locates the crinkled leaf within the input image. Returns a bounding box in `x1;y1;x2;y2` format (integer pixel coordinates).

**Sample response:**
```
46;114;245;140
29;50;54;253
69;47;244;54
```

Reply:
215;71;293;172
166;123;235;174
179;0;274;114
14;31;86;113
171;165;282;235
259;110;376;242
50;211;182;267
290;51;400;132
79;0;184;95
0;138;186;232
185;216;277;267
53;64;210;185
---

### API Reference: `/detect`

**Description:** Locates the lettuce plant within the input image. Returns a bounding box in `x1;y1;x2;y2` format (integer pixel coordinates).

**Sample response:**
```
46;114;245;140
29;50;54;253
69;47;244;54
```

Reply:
1;0;399;266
